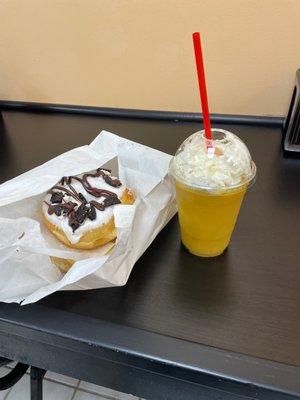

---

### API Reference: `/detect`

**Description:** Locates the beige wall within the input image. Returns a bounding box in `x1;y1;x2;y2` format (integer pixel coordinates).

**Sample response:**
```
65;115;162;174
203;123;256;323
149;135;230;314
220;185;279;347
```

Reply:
0;0;299;116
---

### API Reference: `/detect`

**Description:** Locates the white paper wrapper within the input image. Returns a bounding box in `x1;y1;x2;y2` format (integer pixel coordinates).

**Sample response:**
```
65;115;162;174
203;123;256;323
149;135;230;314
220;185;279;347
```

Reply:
0;131;176;304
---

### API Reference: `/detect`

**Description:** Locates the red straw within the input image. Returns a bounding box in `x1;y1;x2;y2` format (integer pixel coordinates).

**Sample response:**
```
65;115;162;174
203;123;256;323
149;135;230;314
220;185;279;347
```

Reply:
192;32;212;144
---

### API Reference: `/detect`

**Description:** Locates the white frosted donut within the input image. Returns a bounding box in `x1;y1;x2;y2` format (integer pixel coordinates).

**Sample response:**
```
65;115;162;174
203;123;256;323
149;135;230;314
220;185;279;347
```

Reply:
42;168;135;251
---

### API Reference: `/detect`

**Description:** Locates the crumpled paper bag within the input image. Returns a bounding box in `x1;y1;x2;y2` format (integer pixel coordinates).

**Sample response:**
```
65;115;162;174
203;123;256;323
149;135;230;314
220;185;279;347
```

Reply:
0;131;176;304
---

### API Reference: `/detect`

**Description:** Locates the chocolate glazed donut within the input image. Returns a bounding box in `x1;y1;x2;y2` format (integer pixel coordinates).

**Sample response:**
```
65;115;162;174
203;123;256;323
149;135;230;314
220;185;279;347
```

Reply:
42;168;135;272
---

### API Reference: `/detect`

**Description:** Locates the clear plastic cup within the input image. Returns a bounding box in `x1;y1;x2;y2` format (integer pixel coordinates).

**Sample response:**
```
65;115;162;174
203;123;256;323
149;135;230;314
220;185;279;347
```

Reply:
169;129;256;257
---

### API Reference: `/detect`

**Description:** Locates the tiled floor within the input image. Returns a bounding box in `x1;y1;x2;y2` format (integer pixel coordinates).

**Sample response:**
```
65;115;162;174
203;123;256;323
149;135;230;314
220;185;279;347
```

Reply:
0;365;142;400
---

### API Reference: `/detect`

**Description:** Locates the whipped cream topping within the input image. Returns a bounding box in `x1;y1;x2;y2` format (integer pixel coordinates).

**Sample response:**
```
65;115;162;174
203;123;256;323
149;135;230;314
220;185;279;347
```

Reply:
170;130;256;191
43;171;126;244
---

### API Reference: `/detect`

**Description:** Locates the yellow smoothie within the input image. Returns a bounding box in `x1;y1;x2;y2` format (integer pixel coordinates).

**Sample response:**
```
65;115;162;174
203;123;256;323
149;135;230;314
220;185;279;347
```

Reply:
170;129;256;258
174;180;246;257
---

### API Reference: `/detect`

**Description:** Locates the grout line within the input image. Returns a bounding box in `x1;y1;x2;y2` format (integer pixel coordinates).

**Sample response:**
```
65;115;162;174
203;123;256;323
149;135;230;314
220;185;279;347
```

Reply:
77;386;138;400
44;376;79;389
77;387;117;399
70;380;81;400
3;387;12;400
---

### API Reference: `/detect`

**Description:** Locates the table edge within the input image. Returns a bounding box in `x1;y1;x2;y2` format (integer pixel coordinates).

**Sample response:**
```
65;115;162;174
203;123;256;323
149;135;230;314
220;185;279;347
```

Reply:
0;100;284;127
0;304;298;397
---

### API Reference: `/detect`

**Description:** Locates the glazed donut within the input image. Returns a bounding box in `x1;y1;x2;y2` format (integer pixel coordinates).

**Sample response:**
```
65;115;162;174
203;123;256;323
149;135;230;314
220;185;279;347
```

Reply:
50;256;75;273
49;239;115;273
42;168;135;271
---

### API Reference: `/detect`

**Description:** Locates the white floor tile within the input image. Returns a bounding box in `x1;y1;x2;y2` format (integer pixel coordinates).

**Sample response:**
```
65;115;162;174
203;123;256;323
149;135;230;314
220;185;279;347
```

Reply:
6;374;30;400
0;389;10;400
0;367;12;399
79;381;138;399
46;371;79;387
43;380;75;400
6;374;75;400
73;391;102;400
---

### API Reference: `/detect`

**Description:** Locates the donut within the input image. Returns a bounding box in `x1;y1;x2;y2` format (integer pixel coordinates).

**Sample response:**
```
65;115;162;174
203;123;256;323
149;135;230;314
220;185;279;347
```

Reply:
50;256;75;273
42;168;135;272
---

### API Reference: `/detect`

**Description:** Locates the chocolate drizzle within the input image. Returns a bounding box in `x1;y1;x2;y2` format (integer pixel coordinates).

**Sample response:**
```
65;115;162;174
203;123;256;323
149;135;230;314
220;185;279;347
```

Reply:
45;168;122;232
47;201;76;216
49;185;82;202
67;169;121;198
50;192;63;204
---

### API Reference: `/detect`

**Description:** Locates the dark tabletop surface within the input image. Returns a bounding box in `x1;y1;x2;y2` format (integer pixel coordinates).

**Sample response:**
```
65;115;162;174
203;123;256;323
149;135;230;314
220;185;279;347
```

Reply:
0;110;299;371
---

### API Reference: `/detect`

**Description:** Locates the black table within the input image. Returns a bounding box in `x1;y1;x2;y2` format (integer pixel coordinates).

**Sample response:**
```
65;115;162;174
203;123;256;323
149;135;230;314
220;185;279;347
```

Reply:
0;106;299;400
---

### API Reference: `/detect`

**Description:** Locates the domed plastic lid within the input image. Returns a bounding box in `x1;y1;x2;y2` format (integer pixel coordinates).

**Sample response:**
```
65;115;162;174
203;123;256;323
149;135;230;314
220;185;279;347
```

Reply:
170;129;256;192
